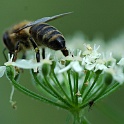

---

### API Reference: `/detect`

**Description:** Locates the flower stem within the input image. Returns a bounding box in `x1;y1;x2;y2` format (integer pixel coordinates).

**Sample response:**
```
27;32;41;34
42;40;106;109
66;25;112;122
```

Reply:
96;82;120;102
51;71;72;103
68;70;74;102
74;72;79;106
6;66;69;110
71;110;90;124
72;111;80;124
80;71;90;94
44;75;72;107
83;73;100;102
11;78;69;109
31;70;57;98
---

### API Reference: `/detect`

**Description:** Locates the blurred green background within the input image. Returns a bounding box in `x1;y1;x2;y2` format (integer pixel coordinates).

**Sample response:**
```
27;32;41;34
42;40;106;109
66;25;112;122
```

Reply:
0;0;124;124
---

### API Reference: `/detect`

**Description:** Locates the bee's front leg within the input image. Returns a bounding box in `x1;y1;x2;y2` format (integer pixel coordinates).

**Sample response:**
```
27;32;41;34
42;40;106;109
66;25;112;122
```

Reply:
13;41;21;61
42;48;45;59
29;37;40;62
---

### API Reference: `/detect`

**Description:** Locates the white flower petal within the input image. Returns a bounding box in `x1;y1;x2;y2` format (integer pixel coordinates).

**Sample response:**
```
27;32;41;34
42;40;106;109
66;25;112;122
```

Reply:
58;64;72;73
72;61;82;72
114;74;124;85
12;59;41;69
117;58;124;66
58;61;83;73
94;64;107;72
82;57;92;65
83;50;91;56
0;66;6;77
4;61;15;66
4;54;15;66
105;67;124;84
94;44;100;51
85;64;95;70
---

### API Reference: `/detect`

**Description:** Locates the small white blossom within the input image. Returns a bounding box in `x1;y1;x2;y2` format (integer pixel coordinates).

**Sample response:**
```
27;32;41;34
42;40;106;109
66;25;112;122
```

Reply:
103;52;116;68
117;58;124;66
94;59;107;72
105;66;124;84
11;59;41;70
82;44;107;72
63;49;82;62
0;54;14;78
58;61;82;73
85;63;95;70
4;53;52;72
71;61;83;72
59;44;108;73
9;59;52;72
4;54;14;66
0;66;6;77
84;44;92;51
94;63;107;72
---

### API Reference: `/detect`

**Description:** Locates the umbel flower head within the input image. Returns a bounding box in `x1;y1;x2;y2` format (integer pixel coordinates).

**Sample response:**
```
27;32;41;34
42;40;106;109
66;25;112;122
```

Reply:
1;44;124;123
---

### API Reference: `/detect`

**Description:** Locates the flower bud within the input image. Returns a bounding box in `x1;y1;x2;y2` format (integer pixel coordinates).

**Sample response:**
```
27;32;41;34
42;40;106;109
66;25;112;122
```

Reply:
51;61;56;70
42;64;51;76
6;66;15;79
104;73;113;85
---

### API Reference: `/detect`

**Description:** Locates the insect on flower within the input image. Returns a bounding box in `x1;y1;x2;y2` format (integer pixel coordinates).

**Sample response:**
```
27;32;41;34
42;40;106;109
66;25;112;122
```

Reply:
3;12;72;62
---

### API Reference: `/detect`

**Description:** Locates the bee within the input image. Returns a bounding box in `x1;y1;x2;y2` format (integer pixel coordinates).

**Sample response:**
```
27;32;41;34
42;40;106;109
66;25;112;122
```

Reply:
3;12;72;62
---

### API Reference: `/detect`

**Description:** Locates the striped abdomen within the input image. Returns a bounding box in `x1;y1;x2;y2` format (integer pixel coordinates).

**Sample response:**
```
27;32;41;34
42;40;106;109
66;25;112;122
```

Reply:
29;23;66;50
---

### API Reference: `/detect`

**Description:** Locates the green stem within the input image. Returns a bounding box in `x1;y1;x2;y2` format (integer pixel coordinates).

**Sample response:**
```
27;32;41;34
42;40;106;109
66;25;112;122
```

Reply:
80;84;107;109
6;66;70;110
68;70;74;102
31;70;57;98
80;82;120;109
44;75;72;107
82;116;91;124
83;84;103;104
11;78;69;109
72;110;90;124
82;75;104;104
80;71;90;94
83;74;100;101
74;72;79;106
51;71;72;103
72;111;80;124
96;83;120;102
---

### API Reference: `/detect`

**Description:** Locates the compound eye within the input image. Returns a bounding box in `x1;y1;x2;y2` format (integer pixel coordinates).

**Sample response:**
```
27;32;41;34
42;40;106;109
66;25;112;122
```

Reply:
3;32;15;52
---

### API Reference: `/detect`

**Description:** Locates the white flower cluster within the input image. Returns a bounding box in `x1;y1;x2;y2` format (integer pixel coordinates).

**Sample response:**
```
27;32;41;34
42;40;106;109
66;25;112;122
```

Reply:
67;33;124;58
82;44;107;72
58;44;124;84
0;53;52;77
0;44;124;84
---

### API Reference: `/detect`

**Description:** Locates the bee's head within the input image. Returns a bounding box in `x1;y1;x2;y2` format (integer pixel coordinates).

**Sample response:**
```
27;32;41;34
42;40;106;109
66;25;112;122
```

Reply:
3;31;15;52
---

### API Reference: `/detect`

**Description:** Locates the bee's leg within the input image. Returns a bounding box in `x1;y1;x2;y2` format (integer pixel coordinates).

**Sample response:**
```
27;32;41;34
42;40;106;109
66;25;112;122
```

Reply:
13;41;20;61
42;48;45;59
3;48;8;61
29;37;40;62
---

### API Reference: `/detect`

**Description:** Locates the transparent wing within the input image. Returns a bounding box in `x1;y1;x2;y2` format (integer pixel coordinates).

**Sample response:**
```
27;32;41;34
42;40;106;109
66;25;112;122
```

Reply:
14;12;72;33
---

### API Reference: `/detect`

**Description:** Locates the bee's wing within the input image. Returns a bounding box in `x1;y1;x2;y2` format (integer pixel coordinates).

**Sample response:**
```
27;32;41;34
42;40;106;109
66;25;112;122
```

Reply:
14;12;72;33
